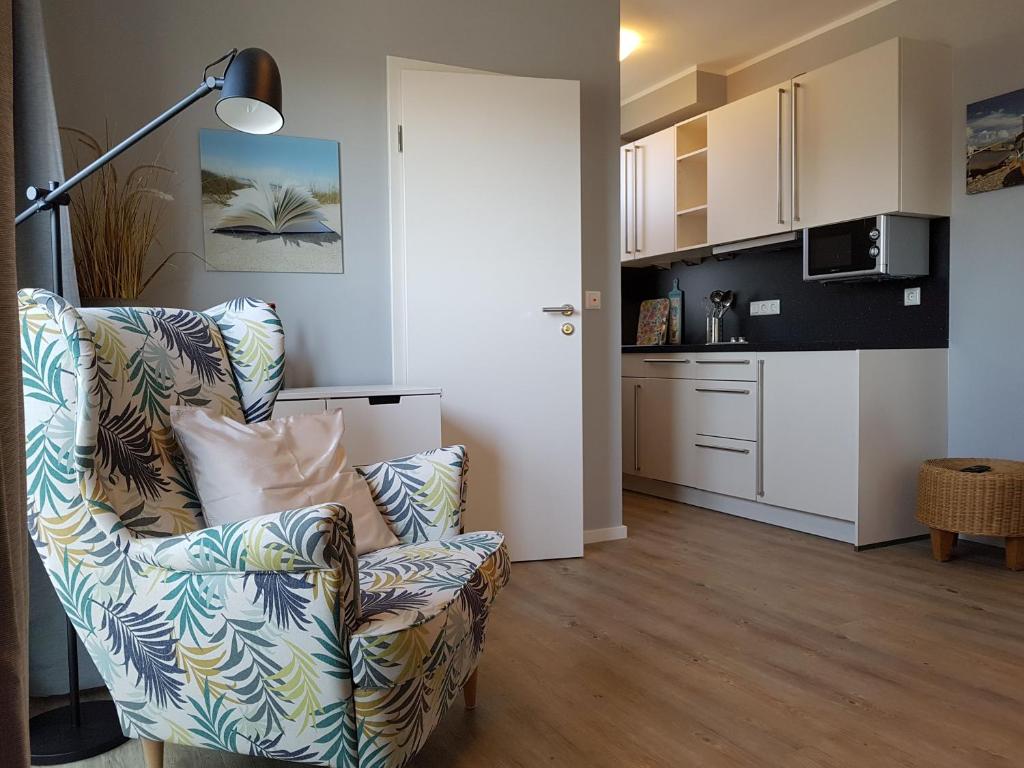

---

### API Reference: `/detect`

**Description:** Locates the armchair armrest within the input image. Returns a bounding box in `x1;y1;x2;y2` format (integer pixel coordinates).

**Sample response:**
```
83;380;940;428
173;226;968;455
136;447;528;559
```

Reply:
130;503;357;575
356;445;467;544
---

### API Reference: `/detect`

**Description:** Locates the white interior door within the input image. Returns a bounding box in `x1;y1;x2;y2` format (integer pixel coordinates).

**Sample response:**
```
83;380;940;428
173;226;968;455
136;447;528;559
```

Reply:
395;68;582;561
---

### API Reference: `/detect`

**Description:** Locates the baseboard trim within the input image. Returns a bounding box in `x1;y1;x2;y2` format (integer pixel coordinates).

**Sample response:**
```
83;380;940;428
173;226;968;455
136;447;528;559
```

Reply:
584;525;629;545
624;474;856;545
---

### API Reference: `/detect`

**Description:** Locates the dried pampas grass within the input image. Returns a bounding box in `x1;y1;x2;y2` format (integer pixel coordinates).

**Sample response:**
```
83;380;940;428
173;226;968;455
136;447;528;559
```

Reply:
61;126;175;301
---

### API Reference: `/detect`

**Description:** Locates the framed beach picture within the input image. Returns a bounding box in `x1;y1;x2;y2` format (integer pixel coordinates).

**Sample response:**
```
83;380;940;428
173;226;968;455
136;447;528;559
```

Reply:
966;87;1024;195
199;129;343;272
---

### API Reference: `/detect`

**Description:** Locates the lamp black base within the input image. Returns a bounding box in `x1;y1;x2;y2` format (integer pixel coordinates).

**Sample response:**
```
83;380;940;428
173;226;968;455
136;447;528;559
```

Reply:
30;700;129;765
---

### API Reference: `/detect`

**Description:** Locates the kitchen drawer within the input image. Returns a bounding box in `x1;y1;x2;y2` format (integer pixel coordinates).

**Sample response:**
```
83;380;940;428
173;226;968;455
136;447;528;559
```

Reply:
688;353;756;381
622;352;756;381
682;434;756;500
685;380;756;440
325;394;441;466
622;353;695;379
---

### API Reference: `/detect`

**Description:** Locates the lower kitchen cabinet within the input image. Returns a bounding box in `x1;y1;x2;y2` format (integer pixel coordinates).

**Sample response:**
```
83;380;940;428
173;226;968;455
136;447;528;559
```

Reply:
622;376;688;484
758;352;859;521
623;349;948;547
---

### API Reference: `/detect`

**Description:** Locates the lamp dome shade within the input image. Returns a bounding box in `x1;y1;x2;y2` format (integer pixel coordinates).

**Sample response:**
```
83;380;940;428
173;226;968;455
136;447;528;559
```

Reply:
216;47;284;134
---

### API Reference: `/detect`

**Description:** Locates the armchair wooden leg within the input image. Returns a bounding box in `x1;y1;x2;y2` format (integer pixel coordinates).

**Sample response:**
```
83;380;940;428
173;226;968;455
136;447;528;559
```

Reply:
463;668;479;710
930;528;957;562
1007;537;1024;571
141;739;164;768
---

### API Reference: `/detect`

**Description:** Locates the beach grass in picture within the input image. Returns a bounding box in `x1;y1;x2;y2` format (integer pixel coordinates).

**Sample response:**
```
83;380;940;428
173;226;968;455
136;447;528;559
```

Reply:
199;129;343;272
966;86;1024;195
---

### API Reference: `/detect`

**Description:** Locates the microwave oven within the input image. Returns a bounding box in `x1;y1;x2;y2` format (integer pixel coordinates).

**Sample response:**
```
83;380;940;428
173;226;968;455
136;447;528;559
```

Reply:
803;214;929;282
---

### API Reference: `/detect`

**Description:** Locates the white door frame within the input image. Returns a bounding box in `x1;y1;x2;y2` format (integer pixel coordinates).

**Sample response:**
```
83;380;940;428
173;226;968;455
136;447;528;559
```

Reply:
386;57;491;384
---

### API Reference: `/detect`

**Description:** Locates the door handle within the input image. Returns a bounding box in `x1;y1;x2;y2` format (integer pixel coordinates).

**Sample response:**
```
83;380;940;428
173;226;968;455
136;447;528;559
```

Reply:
791;81;800;224
623;147;633;255
694;359;750;365
756;359;765;497
695;443;750;455
633;144;642;252
633;383;641;472
643;359;690;364
542;304;575;316
694;387;750;395
777;87;785;225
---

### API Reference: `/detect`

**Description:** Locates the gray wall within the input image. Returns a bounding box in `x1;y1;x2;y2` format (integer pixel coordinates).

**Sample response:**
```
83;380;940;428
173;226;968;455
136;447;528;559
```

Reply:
42;0;623;532
946;33;1024;459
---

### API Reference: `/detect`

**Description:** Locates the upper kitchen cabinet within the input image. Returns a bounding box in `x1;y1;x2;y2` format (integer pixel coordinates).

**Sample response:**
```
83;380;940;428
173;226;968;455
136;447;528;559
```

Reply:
707;82;792;246
622;116;711;264
705;37;950;246
621;125;676;262
793;38;951;230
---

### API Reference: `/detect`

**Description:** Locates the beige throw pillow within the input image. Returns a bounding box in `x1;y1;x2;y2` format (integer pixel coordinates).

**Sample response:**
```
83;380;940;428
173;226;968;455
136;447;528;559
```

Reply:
170;406;398;555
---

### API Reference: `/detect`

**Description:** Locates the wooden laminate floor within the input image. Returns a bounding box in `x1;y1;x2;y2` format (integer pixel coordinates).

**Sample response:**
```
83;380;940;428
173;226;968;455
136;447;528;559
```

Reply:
34;491;1024;767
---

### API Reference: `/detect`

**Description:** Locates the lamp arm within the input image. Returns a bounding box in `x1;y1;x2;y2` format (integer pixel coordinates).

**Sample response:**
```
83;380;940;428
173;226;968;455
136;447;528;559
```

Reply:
14;77;223;226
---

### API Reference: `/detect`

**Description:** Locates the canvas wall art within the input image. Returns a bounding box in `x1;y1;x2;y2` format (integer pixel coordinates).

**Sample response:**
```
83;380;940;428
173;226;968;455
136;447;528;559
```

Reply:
966;86;1024;195
199;129;343;272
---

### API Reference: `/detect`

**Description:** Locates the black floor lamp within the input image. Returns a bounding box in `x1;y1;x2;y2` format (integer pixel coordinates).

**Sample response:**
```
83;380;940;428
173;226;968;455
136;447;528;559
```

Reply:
14;46;285;764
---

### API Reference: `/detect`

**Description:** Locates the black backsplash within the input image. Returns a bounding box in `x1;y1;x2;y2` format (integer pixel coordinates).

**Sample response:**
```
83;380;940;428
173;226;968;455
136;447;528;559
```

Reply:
622;219;949;348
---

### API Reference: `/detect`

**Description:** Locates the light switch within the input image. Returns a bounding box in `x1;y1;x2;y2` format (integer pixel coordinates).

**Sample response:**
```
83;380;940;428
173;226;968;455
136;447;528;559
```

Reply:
904;287;921;306
585;291;601;309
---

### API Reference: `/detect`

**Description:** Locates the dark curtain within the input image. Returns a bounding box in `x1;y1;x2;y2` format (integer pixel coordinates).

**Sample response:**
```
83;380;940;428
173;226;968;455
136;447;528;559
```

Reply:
0;0;31;763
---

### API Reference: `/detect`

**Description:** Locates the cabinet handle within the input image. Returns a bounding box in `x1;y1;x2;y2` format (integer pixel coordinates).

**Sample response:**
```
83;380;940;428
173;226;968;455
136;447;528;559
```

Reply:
642;358;690;364
694;359;750;365
695;387;750;395
630;144;638;252
777;87;785;225
633;382;641;472
623;148;633;255
695;443;750;455
791;81;800;224
756;359;765;497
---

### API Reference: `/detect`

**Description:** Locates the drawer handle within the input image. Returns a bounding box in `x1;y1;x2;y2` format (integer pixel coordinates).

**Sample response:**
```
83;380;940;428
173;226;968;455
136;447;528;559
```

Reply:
368;395;402;405
694;359;750;365
694;442;750;455
642;359;690;364
694;387;750;395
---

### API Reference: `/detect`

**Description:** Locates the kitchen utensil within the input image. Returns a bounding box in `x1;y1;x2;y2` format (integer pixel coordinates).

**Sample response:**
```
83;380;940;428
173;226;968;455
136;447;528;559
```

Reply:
668;278;683;345
636;298;670;345
719;290;734;317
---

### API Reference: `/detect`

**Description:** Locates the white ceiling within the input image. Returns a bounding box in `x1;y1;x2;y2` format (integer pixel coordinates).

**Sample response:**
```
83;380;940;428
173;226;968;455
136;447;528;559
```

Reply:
620;0;893;100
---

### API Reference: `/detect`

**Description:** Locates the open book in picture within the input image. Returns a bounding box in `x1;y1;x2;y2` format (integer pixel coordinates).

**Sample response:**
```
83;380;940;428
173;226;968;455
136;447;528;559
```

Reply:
213;181;336;235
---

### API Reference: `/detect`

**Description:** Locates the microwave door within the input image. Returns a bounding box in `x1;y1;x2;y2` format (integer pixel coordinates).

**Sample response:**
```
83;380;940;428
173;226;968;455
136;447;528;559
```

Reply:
804;219;879;279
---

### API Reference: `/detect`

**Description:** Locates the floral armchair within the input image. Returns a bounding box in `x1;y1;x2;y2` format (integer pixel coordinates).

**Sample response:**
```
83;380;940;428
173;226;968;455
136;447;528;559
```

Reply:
18;289;510;768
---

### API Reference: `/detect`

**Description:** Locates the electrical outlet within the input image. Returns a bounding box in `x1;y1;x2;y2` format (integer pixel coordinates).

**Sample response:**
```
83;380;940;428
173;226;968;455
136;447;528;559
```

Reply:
904;287;921;306
750;299;781;316
584;291;601;309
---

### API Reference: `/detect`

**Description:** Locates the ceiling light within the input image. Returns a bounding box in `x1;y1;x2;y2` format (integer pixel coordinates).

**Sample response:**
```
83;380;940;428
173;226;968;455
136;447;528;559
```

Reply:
620;28;641;62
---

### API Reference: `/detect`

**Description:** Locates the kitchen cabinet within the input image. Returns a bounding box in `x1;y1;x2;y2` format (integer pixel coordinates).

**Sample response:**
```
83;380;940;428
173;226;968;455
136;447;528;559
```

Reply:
621;349;948;547
621;125;676;262
273;385;441;466
622;376;688;484
757;352;859;520
704;37;950;246
793;38;950;228
707;82;793;245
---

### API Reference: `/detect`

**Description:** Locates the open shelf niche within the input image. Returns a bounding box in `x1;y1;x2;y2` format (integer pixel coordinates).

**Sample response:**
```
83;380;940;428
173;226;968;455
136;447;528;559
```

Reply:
675;113;709;252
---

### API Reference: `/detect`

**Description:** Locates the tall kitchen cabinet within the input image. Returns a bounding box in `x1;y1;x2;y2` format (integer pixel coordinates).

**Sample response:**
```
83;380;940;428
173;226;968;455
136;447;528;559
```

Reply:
706;37;950;246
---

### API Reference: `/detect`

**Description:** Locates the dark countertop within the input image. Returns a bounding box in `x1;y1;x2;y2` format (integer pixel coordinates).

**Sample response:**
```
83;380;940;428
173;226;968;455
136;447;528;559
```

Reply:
622;341;949;353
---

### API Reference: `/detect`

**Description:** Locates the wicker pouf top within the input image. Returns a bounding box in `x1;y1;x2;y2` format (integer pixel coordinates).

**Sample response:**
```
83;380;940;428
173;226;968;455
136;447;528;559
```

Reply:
917;458;1024;536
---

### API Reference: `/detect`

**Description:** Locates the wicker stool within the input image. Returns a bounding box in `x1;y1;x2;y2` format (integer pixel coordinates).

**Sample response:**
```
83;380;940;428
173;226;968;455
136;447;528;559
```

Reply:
917;458;1024;570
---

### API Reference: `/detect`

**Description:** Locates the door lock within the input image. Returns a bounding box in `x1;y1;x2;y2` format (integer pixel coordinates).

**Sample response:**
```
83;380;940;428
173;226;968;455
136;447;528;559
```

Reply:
561;323;575;336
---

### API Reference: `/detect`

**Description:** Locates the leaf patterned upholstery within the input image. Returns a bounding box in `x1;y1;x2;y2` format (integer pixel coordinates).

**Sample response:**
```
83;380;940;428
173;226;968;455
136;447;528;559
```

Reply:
19;288;509;768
